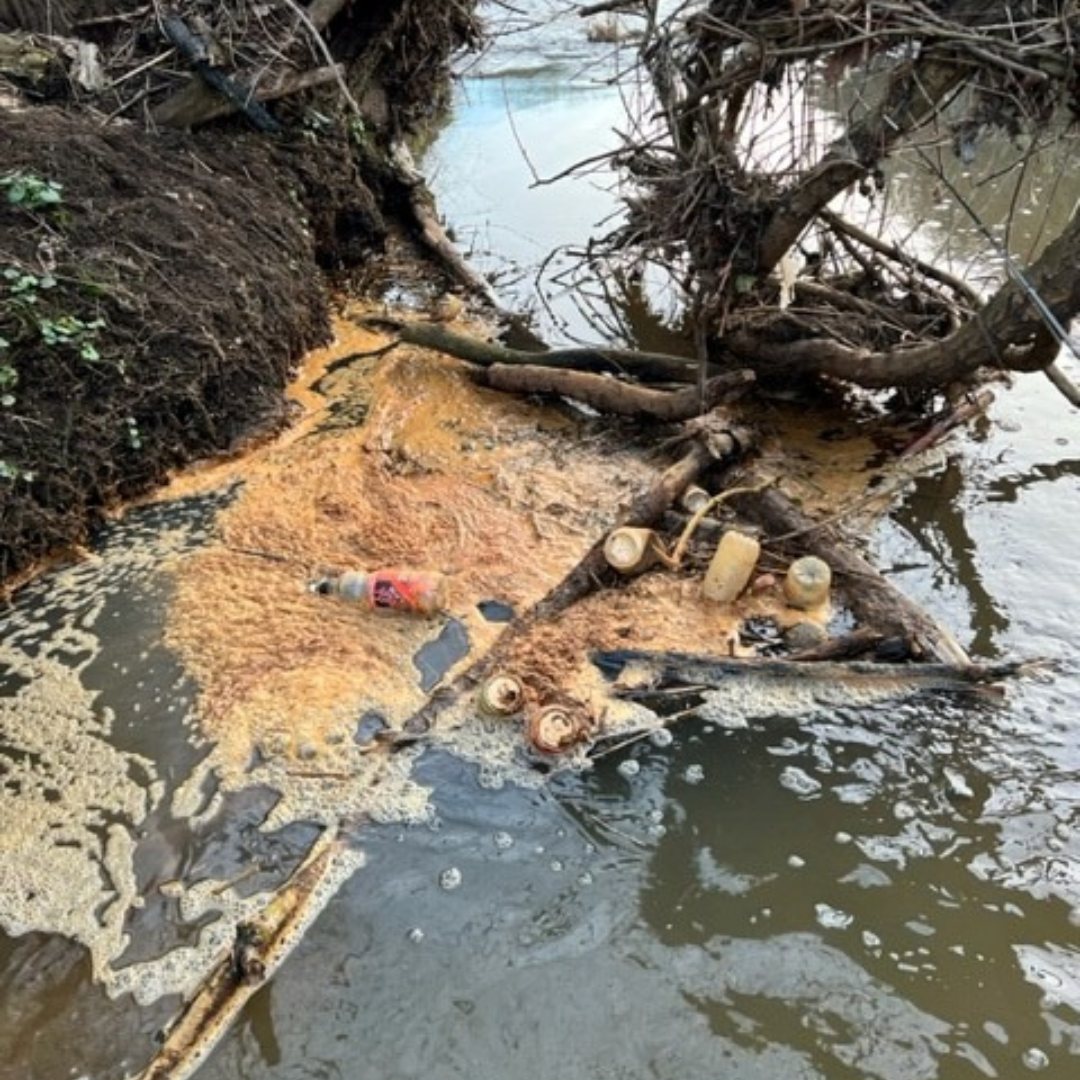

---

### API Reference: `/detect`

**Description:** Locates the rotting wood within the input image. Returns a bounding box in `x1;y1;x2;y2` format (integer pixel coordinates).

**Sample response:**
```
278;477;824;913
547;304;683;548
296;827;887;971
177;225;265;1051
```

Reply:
735;485;972;666
150;63;343;130
137;828;354;1080
360;317;699;384
401;421;755;734
479;363;754;420
593;648;1034;694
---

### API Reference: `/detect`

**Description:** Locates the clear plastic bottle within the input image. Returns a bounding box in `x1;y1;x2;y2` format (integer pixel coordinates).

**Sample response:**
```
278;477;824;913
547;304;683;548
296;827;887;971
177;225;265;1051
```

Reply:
312;569;447;616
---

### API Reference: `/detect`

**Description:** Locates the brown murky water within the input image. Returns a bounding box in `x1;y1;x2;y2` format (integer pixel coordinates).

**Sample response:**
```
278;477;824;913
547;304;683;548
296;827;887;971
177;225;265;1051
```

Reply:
3;4;1080;1078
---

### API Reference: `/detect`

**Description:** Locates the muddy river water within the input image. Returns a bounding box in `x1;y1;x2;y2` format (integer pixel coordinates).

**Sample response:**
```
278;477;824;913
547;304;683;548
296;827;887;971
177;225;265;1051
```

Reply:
3;4;1080;1078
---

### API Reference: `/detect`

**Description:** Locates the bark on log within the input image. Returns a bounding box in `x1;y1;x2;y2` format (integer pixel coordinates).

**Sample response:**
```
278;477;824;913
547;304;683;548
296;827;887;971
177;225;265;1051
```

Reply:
152;64;344;129
365;318;698;384
735;485;971;666
480;363;754;419
725;198;1080;389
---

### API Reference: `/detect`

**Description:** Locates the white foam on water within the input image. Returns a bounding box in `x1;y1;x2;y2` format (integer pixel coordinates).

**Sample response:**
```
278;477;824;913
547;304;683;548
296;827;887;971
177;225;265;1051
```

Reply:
0;633;157;981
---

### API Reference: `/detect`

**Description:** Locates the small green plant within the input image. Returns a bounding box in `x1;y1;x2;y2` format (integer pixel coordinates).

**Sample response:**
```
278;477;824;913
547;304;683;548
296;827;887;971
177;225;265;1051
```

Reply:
0;459;34;484
38;314;106;361
124;416;142;451
0;335;14;408
3;266;56;304
1;170;63;210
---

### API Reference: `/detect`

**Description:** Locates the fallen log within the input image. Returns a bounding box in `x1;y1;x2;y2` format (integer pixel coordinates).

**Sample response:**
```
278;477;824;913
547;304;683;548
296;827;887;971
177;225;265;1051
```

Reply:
735;485;971;666
151;63;344;130
593;648;1029;692
360;316;698;384
479;363;754;419
137;828;359;1080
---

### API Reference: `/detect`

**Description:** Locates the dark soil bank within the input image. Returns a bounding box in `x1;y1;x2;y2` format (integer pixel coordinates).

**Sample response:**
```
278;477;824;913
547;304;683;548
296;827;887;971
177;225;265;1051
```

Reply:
0;0;481;585
0;112;328;581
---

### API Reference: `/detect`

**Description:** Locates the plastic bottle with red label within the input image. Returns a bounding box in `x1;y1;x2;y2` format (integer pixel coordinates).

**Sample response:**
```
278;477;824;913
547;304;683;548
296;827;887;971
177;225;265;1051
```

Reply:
311;569;446;616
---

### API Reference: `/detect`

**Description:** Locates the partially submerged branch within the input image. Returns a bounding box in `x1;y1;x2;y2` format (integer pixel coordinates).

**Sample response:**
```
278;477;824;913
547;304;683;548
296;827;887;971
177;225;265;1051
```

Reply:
478;363;754;420
360;317;698;383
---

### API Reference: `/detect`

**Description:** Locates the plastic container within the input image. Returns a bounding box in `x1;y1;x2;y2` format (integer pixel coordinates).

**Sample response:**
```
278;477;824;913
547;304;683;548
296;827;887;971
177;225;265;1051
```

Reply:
604;527;660;576
477;674;525;717
680;484;711;515
311;569;447;616
783;556;832;610
702;530;760;603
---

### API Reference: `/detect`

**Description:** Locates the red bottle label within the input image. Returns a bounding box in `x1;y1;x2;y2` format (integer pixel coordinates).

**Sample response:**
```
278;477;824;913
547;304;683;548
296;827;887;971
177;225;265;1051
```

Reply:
368;572;429;611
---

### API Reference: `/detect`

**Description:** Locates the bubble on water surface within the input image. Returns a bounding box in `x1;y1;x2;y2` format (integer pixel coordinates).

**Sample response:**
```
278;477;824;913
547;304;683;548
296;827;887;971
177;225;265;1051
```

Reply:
438;867;462;891
1022;1047;1049;1070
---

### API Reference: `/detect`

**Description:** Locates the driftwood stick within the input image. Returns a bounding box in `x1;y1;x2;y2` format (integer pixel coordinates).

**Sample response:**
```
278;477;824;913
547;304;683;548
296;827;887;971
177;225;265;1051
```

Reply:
736;485;971;666
900;388;993;458
480;363;754;419
1044;361;1080;409
820;208;982;308
361;317;699;384
138;829;351;1080
403;425;753;733
594;649;1032;690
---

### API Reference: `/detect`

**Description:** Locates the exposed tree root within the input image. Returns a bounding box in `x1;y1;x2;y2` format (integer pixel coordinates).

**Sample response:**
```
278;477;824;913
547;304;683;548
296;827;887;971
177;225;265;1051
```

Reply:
479;363;754;419
361;317;699;383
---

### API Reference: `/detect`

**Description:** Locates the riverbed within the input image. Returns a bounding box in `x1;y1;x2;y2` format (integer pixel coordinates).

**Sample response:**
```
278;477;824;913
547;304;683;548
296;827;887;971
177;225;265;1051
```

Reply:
3;3;1080;1078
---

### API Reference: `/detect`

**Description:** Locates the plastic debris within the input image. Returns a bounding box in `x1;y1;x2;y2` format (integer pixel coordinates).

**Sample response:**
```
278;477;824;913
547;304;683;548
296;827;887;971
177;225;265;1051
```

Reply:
783;556;832;610
310;569;447;616
702;530;760;603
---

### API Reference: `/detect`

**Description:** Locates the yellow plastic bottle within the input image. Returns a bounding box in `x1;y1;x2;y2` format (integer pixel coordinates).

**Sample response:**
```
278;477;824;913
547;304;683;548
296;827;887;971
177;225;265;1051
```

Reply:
702;530;760;603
